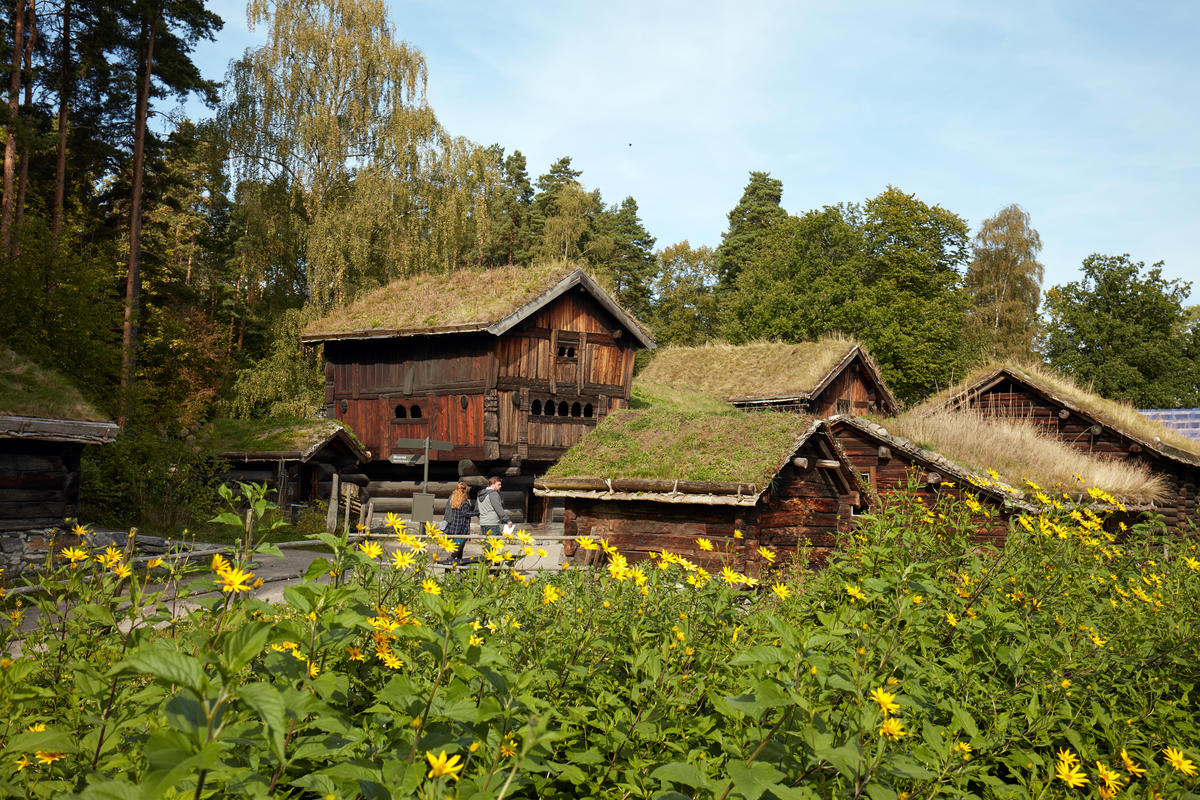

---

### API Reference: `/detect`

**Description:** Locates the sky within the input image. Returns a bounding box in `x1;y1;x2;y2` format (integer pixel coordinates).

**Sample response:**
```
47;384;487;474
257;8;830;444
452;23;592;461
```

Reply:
189;0;1199;302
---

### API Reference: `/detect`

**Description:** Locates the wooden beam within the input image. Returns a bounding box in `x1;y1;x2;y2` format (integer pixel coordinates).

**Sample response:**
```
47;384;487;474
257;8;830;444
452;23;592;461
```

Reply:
549;329;558;395
792;457;809;469
925;471;941;484
816;459;840;469
1057;408;1069;420
877;446;891;460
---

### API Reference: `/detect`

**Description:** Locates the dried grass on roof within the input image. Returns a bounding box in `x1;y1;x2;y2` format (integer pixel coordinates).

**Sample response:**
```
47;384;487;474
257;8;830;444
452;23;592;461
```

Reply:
636;336;862;400
921;363;1200;458
305;261;584;337
544;382;812;486
889;410;1167;504
207;417;358;456
0;347;108;421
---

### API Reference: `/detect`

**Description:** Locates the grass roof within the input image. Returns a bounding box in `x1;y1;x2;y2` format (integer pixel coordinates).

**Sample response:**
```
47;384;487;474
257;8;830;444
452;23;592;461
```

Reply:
635;336;863;400
544;382;814;486
888;410;1168;504
304;261;592;338
921;363;1200;459
0;347;108;421
207;417;361;457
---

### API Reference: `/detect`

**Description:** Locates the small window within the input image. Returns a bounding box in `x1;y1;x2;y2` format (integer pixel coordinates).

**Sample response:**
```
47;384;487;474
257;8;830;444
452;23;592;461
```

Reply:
566;347;575;358
558;401;569;417
394;405;407;419
557;345;567;358
410;404;423;419
571;402;582;417
545;401;555;417
583;403;594;418
531;399;542;415
460;394;469;410
836;398;851;415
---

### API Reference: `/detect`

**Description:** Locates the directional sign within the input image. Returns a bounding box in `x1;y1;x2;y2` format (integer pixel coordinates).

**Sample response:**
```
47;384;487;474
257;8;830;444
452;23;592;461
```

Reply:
394;437;454;451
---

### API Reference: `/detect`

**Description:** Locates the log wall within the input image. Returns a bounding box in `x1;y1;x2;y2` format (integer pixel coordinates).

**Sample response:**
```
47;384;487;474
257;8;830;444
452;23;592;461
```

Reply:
810;358;881;418
0;439;84;531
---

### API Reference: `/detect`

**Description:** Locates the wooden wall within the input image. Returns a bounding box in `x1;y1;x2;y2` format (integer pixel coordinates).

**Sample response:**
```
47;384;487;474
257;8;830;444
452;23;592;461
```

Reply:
810;358;881;417
322;287;639;467
0;439;83;531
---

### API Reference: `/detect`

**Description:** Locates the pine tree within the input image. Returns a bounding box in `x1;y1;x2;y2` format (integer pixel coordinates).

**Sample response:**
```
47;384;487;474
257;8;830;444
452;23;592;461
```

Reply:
714;170;786;292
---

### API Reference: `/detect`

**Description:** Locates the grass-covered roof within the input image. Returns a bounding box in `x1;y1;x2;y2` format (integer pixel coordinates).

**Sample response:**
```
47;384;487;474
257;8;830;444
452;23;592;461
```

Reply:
0;346;109;422
543;382;816;486
302;261;651;345
886;410;1167;504
921;363;1200;460
635;336;869;401
207;417;365;460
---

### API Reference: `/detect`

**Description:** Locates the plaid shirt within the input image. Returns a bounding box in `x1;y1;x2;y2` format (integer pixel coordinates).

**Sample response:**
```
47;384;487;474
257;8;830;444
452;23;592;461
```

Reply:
443;500;476;537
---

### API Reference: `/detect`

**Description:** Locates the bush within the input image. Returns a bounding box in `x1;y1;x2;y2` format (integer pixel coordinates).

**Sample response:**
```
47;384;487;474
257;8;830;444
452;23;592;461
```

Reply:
2;485;1199;798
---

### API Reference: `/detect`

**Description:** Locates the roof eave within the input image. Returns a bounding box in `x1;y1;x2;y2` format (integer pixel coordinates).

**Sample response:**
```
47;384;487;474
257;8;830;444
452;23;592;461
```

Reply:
0;415;119;445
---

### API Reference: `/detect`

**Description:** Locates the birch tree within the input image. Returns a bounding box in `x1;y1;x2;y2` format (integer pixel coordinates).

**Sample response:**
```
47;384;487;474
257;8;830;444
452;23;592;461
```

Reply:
964;203;1044;361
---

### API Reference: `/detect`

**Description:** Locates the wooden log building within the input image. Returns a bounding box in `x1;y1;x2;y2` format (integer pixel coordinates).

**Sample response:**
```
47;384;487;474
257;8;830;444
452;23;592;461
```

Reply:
208;418;370;505
534;385;868;572
300;263;654;521
1;348;118;532
635;337;899;416
924;365;1200;529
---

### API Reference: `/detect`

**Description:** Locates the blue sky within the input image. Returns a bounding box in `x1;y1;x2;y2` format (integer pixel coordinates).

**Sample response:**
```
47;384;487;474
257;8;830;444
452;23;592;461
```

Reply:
189;1;1199;302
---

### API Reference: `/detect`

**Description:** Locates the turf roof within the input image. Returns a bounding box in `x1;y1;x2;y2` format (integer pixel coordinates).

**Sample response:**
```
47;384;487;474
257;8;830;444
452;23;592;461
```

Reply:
0;346;109;421
543;382;816;486
207;417;364;459
885;410;1167;504
302;261;649;342
636;336;868;401
920;363;1200;460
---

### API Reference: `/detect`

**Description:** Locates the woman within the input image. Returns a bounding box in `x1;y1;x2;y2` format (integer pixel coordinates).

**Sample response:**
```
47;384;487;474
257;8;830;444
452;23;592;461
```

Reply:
443;481;477;562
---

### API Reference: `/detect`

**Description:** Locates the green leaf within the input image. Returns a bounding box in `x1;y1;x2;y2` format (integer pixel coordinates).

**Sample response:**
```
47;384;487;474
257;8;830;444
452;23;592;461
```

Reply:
725;761;784;800
238;682;287;761
729;646;788;666
221;621;273;674
650;761;709;789
114;643;205;693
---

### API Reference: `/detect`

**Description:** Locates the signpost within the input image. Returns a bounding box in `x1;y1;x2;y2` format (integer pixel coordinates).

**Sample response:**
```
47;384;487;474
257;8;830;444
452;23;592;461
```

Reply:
390;437;454;523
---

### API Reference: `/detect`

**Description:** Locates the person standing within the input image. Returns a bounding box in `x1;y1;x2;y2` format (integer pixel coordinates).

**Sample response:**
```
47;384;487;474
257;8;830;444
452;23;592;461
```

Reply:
476;475;511;538
443;481;477;562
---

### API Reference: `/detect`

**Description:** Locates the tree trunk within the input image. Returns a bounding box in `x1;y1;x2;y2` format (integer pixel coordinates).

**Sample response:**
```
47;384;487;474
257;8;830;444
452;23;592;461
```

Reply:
50;0;70;248
1;0;28;255
13;0;36;251
119;13;159;427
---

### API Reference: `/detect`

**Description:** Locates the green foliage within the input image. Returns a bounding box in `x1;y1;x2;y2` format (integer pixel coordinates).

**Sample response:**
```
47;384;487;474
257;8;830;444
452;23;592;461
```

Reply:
1041;254;1200;408
722;187;979;404
646;241;720;347
964;204;1044;361
226;309;324;419
80;424;224;531
4;487;1200;798
714;170;787;292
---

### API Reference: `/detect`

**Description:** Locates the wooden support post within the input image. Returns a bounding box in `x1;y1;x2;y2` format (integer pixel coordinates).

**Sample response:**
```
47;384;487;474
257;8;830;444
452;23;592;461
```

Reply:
326;473;340;533
549;329;558;395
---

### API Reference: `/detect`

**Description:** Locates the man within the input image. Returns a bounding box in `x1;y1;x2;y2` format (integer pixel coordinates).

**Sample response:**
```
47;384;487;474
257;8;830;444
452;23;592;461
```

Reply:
476;475;512;538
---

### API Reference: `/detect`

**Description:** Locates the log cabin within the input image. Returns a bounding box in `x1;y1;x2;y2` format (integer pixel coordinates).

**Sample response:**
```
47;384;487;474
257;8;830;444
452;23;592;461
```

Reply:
1;348;118;533
208;418;370;506
635;337;899;416
301;263;654;520
534;383;868;572
830;410;1166;543
922;365;1200;529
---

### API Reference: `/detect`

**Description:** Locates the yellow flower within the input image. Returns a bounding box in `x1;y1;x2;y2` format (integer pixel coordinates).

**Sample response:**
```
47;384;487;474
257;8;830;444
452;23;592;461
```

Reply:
500;740;517;758
358;541;383;559
733;529;743;539
218;567;255;594
845;584;866;602
1095;761;1124;792
756;546;776;563
469;634;484;646
1060;679;1072;689
211;552;232;575
954;741;973;761
391;550;415;571
347;647;365;662
1163;746;1197;776
879;718;907;740
379;651;403;669
60;546;88;564
1089;632;1106;647
1054;757;1088;788
14;754;31;771
35;751;65;765
870;687;900;715
113;562;132;579
425;750;463;781
421;578;441;595
1185;557;1200;571
696;537;713;551
542;585;561;605
27;723;45;732
720;566;740;586
147;557;163;569
1121;749;1146;778
771;583;791;601
577;536;598;550
945;612;959;627
911;594;923;604
307;662;320;678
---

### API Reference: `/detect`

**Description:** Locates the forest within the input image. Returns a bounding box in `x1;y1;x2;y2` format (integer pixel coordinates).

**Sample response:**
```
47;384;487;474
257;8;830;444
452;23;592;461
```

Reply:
0;0;1198;529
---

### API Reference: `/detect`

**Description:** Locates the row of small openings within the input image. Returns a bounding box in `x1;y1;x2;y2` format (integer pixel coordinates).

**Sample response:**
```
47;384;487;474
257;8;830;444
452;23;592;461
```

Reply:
394;404;423;419
531;399;593;418
556;345;576;358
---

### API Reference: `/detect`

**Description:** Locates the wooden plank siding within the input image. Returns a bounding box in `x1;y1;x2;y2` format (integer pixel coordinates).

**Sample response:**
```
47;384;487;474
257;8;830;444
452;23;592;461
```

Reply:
810;361;880;417
322;289;641;468
0;440;84;531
